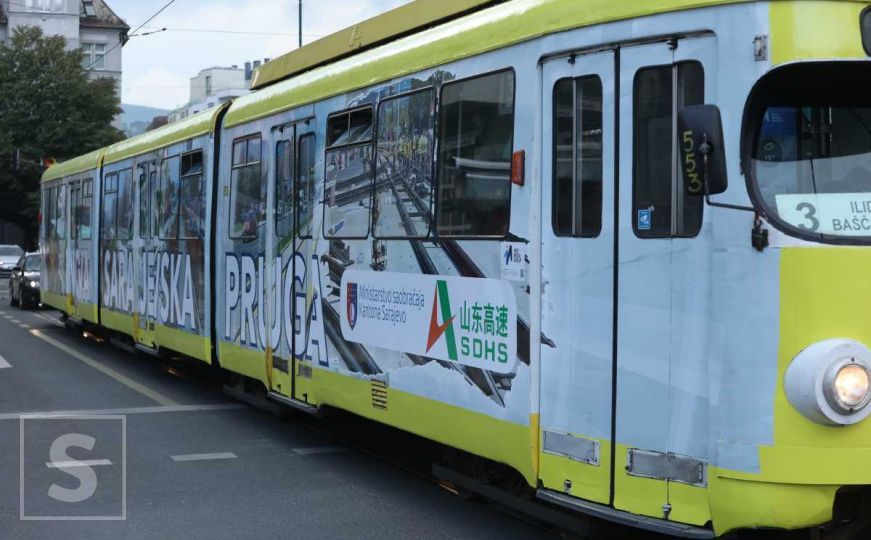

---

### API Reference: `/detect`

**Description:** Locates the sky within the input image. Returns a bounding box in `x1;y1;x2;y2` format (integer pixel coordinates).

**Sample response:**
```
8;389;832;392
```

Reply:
110;0;412;110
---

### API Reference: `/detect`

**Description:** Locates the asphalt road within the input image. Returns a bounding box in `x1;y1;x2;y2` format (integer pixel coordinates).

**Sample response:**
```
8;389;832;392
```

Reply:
0;290;554;540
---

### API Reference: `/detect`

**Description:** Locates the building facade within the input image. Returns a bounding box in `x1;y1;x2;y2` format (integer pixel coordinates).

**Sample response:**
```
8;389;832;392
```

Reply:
168;59;270;124
0;0;128;126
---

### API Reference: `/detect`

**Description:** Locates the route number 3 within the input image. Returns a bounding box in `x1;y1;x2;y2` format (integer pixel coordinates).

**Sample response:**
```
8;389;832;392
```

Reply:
796;202;820;231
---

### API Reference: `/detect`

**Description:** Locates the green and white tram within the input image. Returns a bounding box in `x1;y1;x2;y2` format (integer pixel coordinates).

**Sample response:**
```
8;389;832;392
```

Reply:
41;1;871;536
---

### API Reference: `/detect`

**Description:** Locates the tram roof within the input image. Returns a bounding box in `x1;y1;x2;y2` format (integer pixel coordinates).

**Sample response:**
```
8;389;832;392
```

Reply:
226;0;750;127
249;0;506;91
42;147;106;183
102;103;230;166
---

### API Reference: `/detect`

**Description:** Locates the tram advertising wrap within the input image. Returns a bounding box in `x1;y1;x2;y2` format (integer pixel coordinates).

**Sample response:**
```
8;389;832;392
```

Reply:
340;270;517;374
40;1;871;536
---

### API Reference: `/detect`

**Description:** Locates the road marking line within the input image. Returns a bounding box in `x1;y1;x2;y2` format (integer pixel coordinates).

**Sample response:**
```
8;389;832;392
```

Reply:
32;312;64;327
1;403;245;421
171;452;237;463
10;318;21;323
47;459;112;469
28;329;178;407
18;324;31;329
0;354;10;369
291;446;348;456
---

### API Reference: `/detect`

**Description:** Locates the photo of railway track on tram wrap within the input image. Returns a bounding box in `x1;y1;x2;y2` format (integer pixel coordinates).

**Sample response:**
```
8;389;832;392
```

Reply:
218;69;533;421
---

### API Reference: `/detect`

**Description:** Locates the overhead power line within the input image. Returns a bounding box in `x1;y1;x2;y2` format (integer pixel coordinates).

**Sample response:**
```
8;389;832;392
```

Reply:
84;0;179;71
132;25;322;38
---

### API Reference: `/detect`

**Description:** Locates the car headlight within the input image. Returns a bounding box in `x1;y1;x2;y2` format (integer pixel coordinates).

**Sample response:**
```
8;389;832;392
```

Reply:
28;280;39;289
785;339;871;426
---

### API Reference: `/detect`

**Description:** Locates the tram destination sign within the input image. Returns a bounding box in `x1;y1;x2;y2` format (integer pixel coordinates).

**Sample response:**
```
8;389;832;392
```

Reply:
776;193;871;236
340;270;517;374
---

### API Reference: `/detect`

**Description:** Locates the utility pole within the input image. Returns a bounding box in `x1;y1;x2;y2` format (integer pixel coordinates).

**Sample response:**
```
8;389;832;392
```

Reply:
298;1;303;48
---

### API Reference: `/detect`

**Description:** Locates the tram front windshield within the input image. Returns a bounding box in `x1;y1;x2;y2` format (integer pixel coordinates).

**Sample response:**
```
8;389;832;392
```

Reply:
749;63;871;241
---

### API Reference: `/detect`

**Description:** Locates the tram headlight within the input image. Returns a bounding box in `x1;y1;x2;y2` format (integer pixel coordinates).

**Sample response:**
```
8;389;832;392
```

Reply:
785;339;871;426
829;363;871;411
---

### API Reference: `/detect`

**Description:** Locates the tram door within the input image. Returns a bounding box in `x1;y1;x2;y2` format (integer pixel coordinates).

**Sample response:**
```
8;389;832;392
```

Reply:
266;119;319;405
266;124;296;398
135;162;157;348
540;49;616;505
614;37;716;522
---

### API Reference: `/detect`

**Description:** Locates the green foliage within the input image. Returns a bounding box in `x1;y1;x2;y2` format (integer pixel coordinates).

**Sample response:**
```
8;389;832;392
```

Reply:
0;26;124;244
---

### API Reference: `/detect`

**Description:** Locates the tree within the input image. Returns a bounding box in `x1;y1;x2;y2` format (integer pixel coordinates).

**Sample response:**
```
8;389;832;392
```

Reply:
0;26;124;248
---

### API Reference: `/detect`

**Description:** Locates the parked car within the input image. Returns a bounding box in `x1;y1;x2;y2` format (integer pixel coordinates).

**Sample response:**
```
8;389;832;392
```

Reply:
0;244;24;281
9;252;40;309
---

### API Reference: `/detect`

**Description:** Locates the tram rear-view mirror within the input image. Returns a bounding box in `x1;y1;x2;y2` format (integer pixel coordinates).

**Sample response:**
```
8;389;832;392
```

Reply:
678;104;728;196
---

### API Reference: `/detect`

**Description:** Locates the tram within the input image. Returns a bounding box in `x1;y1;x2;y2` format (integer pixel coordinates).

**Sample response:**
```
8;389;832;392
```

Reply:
40;0;871;536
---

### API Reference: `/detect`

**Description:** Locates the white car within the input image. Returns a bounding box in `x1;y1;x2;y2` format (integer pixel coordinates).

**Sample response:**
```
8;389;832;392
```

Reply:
0;245;24;281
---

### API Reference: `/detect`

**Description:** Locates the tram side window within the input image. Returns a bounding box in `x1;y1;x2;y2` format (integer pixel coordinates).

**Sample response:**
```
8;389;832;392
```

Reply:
149;170;158;238
139;165;150;238
324;108;374;239
41;189;49;239
117;169;134;240
553;76;603;237
633;62;705;238
70;182;79;241
47;186;58;239
49;186;59;239
230;136;264;240
80;179;93;240
275;139;295;239
297;134;316;239
102;173;118;239
180;151;205;239
159;156;180;240
374;88;435;238
436;70;515;238
56;184;67;239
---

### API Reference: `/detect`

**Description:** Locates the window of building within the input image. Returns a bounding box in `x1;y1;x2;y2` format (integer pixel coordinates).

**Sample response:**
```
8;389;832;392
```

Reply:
180;151;205;239
26;0;63;12
82;0;97;17
230;136;264;239
374;88;435;238
81;42;107;70
324;107;374;238
117;169;134;240
436;70;515;238
158;157;180;239
633;62;705;238
102;173;118;239
139;165;150;238
297;134;316;239
205;75;213;96
553;76;604;237
275;139;295;240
